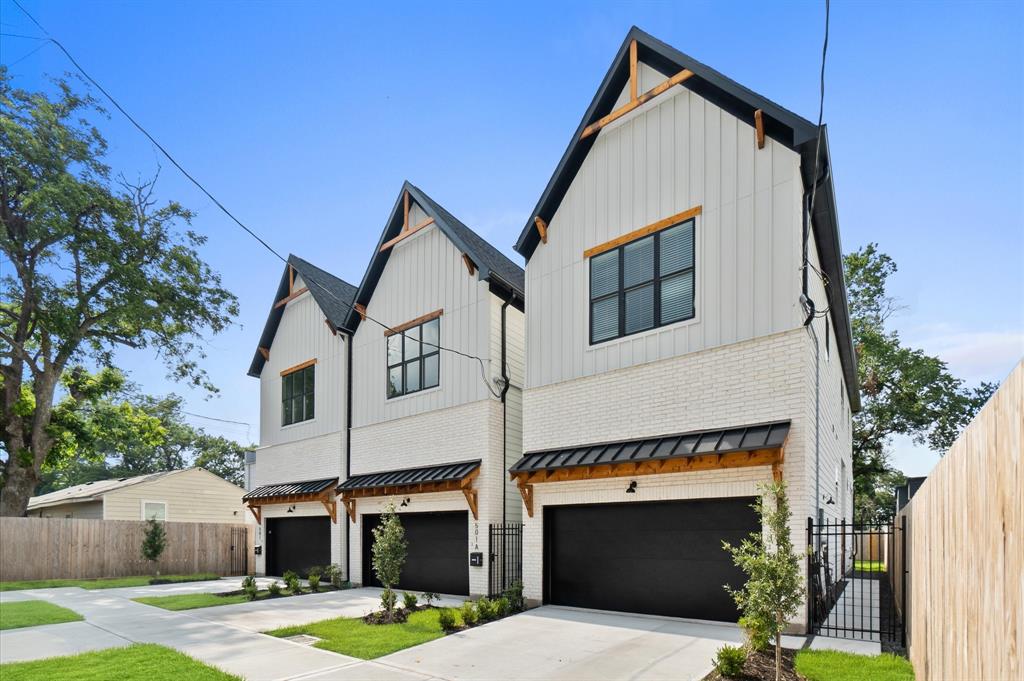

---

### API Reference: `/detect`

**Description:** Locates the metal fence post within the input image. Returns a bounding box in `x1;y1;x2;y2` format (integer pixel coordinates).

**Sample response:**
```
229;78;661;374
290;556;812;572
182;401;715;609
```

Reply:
901;514;908;648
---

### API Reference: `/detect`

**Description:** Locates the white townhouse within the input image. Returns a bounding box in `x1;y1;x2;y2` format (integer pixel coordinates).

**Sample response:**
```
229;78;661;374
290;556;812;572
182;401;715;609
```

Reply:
509;28;857;630
340;183;525;598
243;256;356;577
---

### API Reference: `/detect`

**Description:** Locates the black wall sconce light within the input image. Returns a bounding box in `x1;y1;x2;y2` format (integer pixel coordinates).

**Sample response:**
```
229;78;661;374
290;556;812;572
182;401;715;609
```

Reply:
286;505;296;513
400;497;411;508
626;480;637;494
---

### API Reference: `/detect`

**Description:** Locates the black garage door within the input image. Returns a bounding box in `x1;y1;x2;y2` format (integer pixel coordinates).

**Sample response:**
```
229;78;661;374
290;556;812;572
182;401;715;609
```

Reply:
544;497;758;622
362;511;468;595
266;516;330;577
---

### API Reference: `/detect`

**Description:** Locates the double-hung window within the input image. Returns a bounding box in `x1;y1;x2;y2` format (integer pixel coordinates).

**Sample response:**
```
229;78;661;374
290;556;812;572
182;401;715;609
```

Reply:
589;218;696;343
387;316;440;398
282;363;315;425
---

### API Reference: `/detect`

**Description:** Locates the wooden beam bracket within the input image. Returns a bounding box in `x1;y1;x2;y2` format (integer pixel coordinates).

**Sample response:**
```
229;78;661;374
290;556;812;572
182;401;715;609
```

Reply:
754;109;766;150
275;286;309;309
247;504;262;525
321;499;338;524
462;253;477;276
517;481;534;518
258;347;270;361
581;68;695;139
341;497;357;524
534;216;548;244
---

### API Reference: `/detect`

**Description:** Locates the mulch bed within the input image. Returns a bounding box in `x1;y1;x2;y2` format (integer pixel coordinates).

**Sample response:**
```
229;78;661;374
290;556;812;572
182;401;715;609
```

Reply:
702;648;803;681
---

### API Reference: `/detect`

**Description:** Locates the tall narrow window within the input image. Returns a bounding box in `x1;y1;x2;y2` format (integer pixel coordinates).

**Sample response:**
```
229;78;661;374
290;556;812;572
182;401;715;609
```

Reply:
282;363;315;425
387;316;440;398
589;218;695;344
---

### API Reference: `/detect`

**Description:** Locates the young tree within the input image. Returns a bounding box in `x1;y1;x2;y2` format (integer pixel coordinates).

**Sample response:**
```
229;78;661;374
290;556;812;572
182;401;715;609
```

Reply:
723;482;803;681
845;244;996;522
140;517;167;576
371;503;407;621
0;70;238;515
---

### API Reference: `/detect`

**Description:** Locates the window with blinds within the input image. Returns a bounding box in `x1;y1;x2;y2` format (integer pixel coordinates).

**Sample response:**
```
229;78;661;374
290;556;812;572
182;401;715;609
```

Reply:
282;364;315;425
589;218;695;344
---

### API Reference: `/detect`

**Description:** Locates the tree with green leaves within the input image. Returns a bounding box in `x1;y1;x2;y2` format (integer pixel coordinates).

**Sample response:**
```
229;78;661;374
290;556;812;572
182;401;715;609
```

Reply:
845;244;996;522
0;70;238;515
140;517;167;576
371;503;407;622
723;482;803;681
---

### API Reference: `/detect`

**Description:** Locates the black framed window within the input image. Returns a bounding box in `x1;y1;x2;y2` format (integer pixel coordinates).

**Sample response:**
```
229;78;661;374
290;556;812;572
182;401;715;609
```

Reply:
589;218;695;344
387;317;440;398
282;364;314;425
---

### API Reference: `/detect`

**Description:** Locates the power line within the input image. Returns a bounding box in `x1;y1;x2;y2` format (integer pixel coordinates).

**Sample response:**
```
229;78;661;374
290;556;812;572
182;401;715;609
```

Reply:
182;411;250;427
7;2;502;397
805;0;832;319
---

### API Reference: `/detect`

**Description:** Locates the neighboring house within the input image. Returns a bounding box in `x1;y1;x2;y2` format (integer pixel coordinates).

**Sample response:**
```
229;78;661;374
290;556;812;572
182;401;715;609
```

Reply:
28;468;249;524
242;255;356;577
895;476;927;513
509;28;856;629
339;183;525;597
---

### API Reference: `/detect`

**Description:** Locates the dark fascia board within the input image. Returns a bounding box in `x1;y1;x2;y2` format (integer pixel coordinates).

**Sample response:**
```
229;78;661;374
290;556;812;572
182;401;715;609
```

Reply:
343;181;524;332
512;26;860;410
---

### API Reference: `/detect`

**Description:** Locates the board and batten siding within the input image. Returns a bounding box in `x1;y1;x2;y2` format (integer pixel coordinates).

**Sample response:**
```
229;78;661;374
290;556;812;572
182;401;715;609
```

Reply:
352;205;496;429
101;469;250;524
259;273;348;447
526;62;803;390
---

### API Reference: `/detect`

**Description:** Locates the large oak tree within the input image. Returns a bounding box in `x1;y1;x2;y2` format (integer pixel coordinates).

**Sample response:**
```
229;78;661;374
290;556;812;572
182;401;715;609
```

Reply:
0;70;238;515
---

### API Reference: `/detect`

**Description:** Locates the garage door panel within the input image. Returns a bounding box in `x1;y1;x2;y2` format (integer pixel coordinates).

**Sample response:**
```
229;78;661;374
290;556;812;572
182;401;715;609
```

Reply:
267;516;330;578
545;498;758;622
362;511;468;595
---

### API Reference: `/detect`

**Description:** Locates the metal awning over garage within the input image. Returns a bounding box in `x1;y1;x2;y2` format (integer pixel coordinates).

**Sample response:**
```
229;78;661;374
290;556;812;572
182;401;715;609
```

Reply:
337;460;481;523
242;477;338;525
509;421;790;517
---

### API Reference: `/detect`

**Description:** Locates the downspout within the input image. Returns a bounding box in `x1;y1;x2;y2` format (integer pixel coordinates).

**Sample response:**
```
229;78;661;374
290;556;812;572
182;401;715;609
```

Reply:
344;331;353;581
499;290;514;523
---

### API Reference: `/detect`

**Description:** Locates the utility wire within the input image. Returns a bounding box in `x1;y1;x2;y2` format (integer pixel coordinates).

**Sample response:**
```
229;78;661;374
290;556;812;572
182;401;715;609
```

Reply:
805;0;831;319
8;2;502;398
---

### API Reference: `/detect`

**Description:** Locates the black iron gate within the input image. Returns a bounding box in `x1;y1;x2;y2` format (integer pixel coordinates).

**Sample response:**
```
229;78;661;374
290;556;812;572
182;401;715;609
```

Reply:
488;522;523;598
807;517;906;647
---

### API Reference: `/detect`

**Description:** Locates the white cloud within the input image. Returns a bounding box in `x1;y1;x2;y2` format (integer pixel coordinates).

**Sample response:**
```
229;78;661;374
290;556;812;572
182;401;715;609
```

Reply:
903;324;1023;385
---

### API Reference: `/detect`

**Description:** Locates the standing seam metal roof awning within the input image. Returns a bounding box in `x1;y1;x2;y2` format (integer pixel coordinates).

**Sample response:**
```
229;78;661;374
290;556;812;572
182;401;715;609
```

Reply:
338;460;481;493
242;477;338;501
509;421;790;475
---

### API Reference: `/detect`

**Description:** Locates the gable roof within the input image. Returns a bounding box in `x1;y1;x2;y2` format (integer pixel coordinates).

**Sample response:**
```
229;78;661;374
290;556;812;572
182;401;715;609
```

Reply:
27;470;181;510
247;255;357;378
343;182;525;332
513;26;859;411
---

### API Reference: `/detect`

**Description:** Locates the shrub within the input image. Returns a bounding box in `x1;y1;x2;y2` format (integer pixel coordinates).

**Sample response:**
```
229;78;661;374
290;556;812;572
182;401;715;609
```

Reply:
460;600;478;626
306;565;323;580
502;581;525;613
495;596;511;618
714;645;747;678
739;614;771;652
402;591;418;610
307;574;320;592
437;608;458;632
475;597;497;621
371;503;407;621
283;570;302;594
268;581;282;597
242;575;258;601
381;588;397;614
421;591;439;607
324;564;344;589
140;518;167;575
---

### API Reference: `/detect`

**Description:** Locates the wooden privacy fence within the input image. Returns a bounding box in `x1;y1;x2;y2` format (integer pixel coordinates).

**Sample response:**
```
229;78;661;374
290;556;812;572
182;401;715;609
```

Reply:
892;360;1022;681
0;517;254;582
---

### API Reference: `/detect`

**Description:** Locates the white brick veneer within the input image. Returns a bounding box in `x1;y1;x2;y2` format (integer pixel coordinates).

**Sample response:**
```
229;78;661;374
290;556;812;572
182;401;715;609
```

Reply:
348;398;507;596
521;327;823;630
251;431;346;577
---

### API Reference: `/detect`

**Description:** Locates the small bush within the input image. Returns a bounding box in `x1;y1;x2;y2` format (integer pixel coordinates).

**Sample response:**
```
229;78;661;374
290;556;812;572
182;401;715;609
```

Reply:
381;588;397;614
421;591;439;607
241;575;258;601
460;600;478;626
324;564;344;589
307;574;320;592
495;596;511;618
283;570;302;594
739;614;771;652
502;581;525;613
268;581;282;597
306;565;323;580
475;597;497;621
437;607;458;632
402;591;418;610
714;645;747;678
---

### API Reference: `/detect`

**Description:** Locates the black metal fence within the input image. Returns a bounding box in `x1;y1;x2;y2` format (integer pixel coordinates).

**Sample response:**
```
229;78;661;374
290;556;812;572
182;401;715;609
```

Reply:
807;518;905;647
488;522;523;598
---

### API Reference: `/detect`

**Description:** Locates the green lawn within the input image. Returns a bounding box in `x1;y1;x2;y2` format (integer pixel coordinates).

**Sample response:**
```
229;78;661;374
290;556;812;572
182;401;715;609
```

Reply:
266;608;458;659
0;644;239;681
0;600;83;630
0;573;221;592
134;592;256;611
854;560;886;573
795;650;914;681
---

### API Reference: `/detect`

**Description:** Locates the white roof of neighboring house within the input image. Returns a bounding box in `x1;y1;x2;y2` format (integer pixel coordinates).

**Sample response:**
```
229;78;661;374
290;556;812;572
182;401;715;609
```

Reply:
27;470;184;510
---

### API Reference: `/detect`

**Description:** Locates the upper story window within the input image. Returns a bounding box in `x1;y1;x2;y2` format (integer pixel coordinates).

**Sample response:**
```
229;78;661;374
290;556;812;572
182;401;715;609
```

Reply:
282;362;315;425
387;315;440;398
589;218;696;344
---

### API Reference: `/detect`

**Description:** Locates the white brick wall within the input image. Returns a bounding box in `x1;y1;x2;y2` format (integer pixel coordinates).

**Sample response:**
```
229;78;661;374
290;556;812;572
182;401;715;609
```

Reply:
348;398;506;596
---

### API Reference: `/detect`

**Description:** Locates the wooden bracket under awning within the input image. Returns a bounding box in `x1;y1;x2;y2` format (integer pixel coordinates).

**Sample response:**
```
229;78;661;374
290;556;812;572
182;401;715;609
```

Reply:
244;486;338;525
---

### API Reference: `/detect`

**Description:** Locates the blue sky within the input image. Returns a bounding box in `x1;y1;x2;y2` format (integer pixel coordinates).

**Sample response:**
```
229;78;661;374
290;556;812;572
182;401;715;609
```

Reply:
3;0;1022;476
